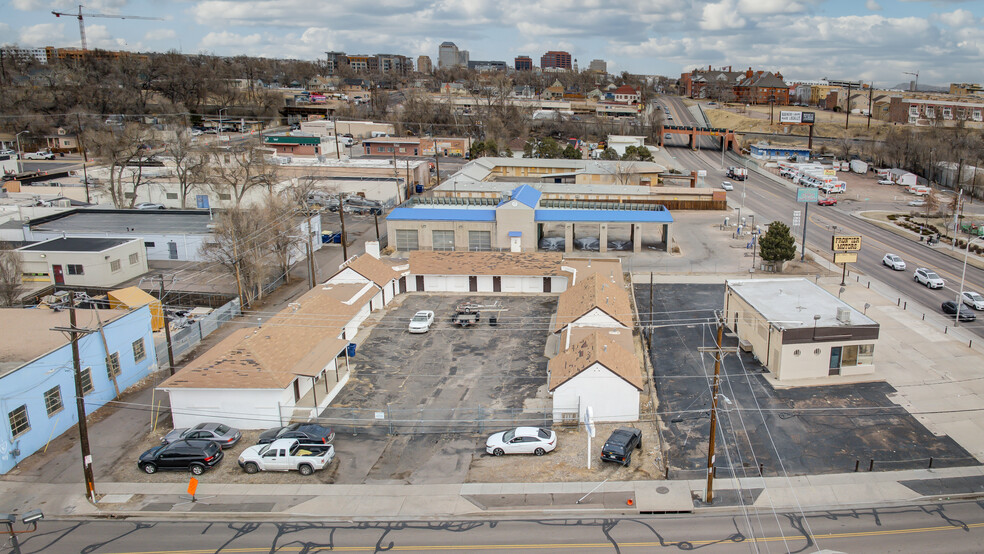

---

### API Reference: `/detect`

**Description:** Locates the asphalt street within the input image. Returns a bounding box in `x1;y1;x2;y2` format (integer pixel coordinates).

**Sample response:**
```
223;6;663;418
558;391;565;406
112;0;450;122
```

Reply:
658;95;984;339
6;500;984;553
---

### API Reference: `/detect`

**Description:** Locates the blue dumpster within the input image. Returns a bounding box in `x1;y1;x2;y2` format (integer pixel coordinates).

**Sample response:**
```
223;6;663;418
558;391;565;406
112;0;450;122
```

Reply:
415;184;424;193
346;343;357;357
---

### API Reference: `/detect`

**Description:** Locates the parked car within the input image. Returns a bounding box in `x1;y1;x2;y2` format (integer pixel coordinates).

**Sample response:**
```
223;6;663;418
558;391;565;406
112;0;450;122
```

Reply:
134;202;166;210
914;268;945;289
877;179;894;185
882;254;906;271
817;196;837;206
485;427;557;456
138;439;223;475
408;310;435;333
600;427;643;466
908;200;927;207
962;291;984;310
238;438;335;476
23;150;54;160
161;422;242;449
720;181;733;191
257;423;334;445
942;301;976;322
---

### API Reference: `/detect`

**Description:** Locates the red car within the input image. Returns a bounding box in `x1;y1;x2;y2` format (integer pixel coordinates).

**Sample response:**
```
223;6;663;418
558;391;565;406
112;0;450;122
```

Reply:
818;197;837;206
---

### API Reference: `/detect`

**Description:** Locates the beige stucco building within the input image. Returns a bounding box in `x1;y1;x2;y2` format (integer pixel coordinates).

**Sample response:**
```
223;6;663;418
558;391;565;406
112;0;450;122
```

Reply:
724;278;880;383
18;237;148;287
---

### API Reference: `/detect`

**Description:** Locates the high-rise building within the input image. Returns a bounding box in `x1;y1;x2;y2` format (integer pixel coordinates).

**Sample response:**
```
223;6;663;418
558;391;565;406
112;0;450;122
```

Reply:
588;59;607;74
325;51;348;75
514;56;533;71
417;55;433;74
468;60;507;72
540;51;572;70
438;42;468;68
376;54;411;74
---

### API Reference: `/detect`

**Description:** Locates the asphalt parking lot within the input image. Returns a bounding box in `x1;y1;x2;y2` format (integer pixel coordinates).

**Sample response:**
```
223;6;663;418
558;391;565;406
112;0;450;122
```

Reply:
637;283;977;477
325;293;558;484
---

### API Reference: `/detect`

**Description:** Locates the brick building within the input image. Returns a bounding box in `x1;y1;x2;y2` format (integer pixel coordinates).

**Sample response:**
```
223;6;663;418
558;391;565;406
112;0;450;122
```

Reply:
888;97;984;126
514;56;533;71
540;51;572;70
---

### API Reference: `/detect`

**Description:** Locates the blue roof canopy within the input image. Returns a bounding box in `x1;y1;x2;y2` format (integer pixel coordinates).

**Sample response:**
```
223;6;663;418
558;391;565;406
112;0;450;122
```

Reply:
497;185;541;208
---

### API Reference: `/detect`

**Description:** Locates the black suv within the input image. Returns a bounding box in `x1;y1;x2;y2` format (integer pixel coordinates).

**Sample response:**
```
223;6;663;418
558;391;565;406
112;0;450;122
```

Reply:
257;423;334;445
600;428;643;466
138;439;223;475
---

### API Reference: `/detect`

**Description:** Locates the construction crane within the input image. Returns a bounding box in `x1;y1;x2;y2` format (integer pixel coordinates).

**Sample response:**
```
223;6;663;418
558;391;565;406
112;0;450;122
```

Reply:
52;4;162;52
904;70;920;92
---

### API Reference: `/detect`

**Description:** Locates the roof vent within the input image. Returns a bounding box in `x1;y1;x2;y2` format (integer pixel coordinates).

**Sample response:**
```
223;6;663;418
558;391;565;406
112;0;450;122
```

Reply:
836;307;851;324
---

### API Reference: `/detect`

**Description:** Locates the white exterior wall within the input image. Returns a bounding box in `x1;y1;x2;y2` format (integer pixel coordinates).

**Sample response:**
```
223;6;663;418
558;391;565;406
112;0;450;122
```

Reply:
777;339;876;381
477;275;494;292
551;363;640;422
345;302;371;339
570;308;625;329
28;230;209;262
166;388;283;429
328;267;371;285
550;276;568;293
18;240;148;287
382;281;396;305
422;275;470;292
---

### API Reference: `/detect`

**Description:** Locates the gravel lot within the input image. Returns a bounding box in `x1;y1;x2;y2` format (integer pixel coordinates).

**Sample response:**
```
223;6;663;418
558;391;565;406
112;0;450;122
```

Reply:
110;427;340;485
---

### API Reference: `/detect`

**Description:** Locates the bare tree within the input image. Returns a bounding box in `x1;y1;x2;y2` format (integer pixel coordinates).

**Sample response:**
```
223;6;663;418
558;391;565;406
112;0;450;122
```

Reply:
0;243;23;307
206;140;280;205
85;124;157;208
165;129;208;208
263;195;306;283
200;207;270;307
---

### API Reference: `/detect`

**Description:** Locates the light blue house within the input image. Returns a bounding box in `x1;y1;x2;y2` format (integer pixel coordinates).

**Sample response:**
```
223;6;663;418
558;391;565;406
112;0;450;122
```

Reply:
0;305;157;474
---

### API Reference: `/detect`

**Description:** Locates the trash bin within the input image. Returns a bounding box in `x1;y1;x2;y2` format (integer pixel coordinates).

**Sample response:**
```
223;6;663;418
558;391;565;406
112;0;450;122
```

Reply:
346;343;357;357
415;184;424;193
489;316;497;327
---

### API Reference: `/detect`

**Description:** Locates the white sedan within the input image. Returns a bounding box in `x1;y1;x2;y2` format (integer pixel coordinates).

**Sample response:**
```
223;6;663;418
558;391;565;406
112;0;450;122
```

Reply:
486;427;557;456
720;181;734;191
408;310;434;333
962;291;984;310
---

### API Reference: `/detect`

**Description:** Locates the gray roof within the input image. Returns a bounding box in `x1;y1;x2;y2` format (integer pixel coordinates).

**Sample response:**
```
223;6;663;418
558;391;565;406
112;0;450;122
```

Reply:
29;210;215;235
19;237;134;252
726;278;878;330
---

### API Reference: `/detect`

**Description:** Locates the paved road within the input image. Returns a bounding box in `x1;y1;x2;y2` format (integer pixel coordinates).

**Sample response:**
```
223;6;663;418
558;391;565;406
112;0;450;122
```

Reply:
658;95;984;338
7;500;984;553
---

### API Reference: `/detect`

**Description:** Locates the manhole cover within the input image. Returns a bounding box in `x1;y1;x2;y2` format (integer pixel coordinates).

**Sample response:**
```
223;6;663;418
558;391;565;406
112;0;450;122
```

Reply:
656;486;670;494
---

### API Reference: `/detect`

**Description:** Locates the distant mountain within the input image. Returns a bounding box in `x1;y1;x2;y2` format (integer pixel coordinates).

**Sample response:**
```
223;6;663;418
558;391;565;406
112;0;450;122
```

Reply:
886;82;948;93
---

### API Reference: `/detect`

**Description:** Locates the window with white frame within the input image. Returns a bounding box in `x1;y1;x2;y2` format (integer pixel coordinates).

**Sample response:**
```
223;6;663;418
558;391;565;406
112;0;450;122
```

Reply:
974;109;983;122
129;252;140;265
908;106;919;117
925;106;934;118
107;352;121;378
44;386;63;416
8;405;29;437
110;259;121;272
80;367;94;395
943;107;952;119
132;338;146;362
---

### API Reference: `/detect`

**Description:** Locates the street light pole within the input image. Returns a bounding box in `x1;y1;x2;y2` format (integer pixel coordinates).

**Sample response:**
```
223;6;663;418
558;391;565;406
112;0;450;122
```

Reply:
15;130;28;173
218;108;228;140
955;236;984;327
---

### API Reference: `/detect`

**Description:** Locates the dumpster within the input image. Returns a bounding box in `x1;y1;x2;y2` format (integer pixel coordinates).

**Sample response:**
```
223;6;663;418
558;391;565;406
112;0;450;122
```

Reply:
346;343;357;357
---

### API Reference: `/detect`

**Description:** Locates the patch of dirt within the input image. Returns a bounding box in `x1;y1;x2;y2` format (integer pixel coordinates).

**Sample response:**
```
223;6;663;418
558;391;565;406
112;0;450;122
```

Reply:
466;421;664;483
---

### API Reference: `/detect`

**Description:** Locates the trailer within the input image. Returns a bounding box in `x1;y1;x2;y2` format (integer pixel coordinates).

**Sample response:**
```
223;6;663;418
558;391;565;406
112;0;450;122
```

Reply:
849;159;868;174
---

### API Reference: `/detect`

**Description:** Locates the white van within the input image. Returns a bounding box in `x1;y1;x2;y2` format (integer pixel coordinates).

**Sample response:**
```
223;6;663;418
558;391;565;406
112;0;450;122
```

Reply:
907;185;931;196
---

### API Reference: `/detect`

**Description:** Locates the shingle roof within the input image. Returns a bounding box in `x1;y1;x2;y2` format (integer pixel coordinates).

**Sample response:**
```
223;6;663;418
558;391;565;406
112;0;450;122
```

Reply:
410;251;564;277
548;330;642;391
342;254;400;287
554;273;633;332
613;85;638;95
159;283;373;390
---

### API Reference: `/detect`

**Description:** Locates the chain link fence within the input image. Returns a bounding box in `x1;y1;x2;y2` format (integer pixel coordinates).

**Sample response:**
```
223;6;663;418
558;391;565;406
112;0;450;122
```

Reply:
156;298;241;367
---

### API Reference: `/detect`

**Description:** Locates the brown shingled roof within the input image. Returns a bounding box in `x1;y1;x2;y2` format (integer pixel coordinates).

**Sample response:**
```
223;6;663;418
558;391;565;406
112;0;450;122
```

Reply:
548;330;642;391
553;273;633;332
342;254;400;287
410;251;564;277
159;283;373;390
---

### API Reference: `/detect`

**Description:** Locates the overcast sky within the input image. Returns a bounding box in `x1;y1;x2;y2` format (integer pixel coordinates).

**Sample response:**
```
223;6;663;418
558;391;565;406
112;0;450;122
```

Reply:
3;0;981;87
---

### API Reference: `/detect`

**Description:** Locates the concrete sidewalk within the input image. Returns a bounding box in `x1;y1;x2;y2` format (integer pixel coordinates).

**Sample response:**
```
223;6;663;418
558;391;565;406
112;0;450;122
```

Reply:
5;465;984;520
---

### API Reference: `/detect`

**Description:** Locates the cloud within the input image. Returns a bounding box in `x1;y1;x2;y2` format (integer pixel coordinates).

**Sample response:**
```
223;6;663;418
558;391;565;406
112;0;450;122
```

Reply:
866;0;882;10
936;9;976;27
737;0;806;15
702;0;747;30
18;23;66;46
12;0;46;10
144;29;177;41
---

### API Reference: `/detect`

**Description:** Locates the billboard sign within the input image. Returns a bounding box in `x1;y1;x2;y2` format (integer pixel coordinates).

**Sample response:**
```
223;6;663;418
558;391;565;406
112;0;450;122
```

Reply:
801;112;816;124
834;252;858;263
780;111;803;124
796;187;818;203
831;235;862;251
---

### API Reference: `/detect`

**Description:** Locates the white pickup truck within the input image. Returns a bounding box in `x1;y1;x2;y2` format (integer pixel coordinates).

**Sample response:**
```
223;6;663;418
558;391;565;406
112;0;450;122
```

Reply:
237;438;335;475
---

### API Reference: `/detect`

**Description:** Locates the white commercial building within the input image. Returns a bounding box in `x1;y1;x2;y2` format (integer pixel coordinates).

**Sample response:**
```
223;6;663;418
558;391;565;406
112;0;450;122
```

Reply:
17;237;148;288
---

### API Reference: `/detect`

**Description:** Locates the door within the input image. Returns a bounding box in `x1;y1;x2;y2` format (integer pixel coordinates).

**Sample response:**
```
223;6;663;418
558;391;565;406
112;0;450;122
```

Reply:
828;347;842;376
167;241;178;260
542;277;551;293
399;276;407;293
293;379;301;402
52;265;65;284
262;447;289;471
493;276;502;292
415;275;425;291
469;276;478;292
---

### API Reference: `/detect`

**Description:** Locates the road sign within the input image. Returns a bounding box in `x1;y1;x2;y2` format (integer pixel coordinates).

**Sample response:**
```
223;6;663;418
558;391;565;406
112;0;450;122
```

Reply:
585;407;595;438
697;170;707;177
792;210;801;226
834;252;858;263
832;235;862;251
796;187;818;203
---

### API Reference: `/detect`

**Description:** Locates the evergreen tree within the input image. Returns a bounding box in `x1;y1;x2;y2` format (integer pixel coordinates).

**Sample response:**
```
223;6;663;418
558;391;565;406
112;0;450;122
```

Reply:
758;221;797;263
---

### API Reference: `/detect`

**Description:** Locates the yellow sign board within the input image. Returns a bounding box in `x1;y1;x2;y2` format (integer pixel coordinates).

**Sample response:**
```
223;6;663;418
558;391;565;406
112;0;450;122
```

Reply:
834;252;858;264
831;235;862;251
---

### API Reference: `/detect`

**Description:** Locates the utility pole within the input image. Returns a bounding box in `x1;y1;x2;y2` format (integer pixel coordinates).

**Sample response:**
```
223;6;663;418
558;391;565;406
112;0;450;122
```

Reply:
697;317;737;504
373;212;381;241
306;239;315;289
76;113;90;204
231;241;244;308
391;148;402;203
845;82;853;129
337;193;349;260
867;82;873;130
150;274;176;374
51;308;97;503
434;154;441;189
647;272;654;351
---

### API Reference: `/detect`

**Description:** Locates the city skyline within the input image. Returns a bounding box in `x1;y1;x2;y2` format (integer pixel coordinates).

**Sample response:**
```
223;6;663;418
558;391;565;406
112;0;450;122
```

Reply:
1;0;981;86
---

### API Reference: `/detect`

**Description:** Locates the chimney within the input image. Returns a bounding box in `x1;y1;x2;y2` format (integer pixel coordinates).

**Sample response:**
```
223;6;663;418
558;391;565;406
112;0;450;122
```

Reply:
365;241;380;259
